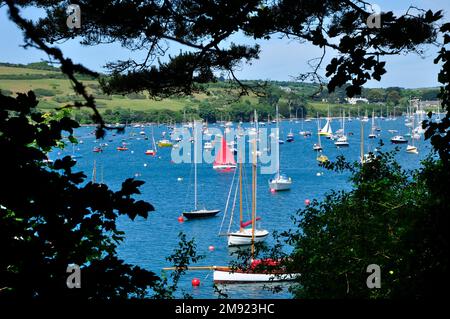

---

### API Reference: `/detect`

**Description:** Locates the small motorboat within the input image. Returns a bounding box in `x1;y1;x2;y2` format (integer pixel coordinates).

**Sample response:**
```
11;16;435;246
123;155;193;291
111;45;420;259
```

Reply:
183;209;220;219
334;136;349;147
317;154;329;163
406;145;418;154
391;135;408;144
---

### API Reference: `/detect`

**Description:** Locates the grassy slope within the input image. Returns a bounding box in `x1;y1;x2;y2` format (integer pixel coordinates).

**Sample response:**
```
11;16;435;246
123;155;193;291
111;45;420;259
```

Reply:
0;65;439;114
0;66;190;111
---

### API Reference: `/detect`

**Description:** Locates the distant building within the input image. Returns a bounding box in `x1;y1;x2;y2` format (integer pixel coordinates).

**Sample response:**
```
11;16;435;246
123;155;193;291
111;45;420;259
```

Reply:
279;86;292;93
345;97;369;105
421;100;440;108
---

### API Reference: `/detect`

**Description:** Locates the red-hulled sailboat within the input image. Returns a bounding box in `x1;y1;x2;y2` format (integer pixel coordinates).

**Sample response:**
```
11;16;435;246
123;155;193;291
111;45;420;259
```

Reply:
213;134;236;170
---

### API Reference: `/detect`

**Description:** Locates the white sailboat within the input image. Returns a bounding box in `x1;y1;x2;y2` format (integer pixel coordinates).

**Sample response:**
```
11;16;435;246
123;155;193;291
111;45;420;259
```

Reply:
269;106;292;191
145;124;157;155
299;108;312;136
313;114;323;151
368;110;377;139
183;121;221;219
213;137;299;283
361;109;369;122
406;115;419;154
225;114;269;246
335;110;349;147
319;116;333;137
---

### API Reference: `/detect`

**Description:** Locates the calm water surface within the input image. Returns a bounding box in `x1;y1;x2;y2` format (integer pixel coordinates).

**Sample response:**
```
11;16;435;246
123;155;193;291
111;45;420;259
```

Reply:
49;117;431;298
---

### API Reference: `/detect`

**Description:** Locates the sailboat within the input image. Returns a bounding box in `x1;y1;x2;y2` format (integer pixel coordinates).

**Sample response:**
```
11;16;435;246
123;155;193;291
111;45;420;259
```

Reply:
313;114;323;151
183;122;221;219
158;130;173;147
335;110;349;147
269;106;292;191
226;114;269;246
406;115;419;154
145;125;157;155
368;110;377;139
71;143;83;160
214;138;298;282
286;129;294;142
360;121;371;163
319;109;333;138
361;109;369;122
213;130;237;170
299;109;312;137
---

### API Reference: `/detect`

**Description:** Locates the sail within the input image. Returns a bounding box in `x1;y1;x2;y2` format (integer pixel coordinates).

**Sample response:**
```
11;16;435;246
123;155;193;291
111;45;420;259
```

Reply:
241;217;261;228
326;119;333;134
214;135;236;166
320;119;332;135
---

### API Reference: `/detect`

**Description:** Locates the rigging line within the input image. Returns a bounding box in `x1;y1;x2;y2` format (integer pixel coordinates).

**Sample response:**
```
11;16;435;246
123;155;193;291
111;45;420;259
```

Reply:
242;162;251;220
182;157;194;211
227;170;240;234
218;167;237;235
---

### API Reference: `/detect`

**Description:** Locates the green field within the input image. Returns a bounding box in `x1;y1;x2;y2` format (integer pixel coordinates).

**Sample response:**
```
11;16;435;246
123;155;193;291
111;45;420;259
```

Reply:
0;65;194;111
0;63;440;120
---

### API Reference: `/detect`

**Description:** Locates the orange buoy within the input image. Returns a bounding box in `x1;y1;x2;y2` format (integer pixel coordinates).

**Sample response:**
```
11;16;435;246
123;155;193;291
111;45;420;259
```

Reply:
191;278;200;287
304;199;311;206
178;216;184;223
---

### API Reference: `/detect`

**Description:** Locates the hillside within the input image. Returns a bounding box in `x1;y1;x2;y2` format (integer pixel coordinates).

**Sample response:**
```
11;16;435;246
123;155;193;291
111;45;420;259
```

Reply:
0;62;441;123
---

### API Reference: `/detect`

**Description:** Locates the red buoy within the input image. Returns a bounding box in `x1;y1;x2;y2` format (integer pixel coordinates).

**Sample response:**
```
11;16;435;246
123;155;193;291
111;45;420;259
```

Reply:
208;245;215;252
270;188;276;193
304;199;311;206
191;278;200;287
178;216;184;223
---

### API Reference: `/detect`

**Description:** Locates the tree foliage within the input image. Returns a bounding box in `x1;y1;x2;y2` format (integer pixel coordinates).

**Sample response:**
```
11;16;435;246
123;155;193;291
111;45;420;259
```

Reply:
1;0;449;301
0;92;200;300
283;152;449;298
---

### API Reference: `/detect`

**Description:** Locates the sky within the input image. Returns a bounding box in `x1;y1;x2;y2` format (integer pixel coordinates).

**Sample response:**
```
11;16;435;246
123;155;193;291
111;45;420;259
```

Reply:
0;1;449;89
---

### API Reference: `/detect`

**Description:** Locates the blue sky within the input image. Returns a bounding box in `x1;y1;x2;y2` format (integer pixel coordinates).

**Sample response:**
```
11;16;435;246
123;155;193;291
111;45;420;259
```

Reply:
0;1;449;88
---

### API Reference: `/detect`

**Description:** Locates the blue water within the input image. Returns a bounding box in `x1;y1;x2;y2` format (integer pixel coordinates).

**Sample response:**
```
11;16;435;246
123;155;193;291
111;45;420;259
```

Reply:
49;117;432;299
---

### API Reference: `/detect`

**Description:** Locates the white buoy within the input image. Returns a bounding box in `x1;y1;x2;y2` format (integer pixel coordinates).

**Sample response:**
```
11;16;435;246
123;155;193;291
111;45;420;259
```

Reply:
144;163;148;167
316;172;321;176
177;177;183;181
131;151;134;154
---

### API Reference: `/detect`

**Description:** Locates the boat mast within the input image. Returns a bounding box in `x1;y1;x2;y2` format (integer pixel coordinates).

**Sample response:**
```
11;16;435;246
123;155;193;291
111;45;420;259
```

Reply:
152;124;157;151
275;105;280;178
251;123;257;261
301;108;304;130
239;155;243;232
92;160;97;183
194;120;197;210
317;113;321;147
254;110;258;220
360;121;364;164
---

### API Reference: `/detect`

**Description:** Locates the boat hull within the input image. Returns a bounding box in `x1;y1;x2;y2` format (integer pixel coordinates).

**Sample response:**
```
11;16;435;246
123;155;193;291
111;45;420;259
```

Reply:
406;146;418;154
268;179;292;191
213;267;300;284
228;229;269;246
183;209;220;219
213;164;237;170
